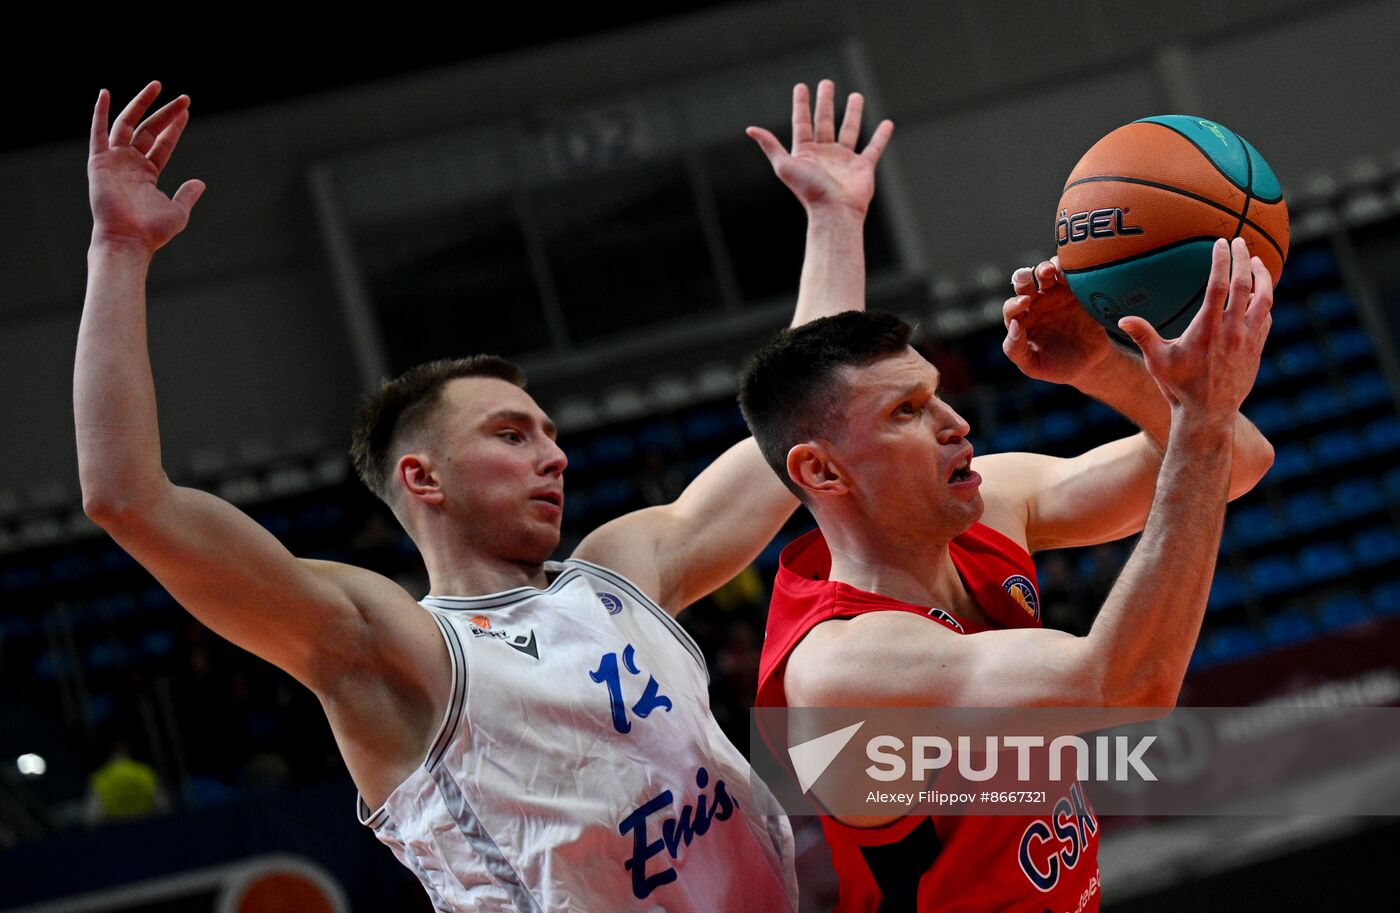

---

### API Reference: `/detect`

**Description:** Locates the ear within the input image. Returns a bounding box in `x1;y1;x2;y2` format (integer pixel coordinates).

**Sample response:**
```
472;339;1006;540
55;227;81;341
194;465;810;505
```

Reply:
397;453;444;506
787;442;848;499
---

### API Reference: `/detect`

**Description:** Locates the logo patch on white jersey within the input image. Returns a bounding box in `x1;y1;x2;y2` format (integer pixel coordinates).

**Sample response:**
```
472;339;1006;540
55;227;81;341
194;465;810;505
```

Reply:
468;617;540;659
598;592;625;615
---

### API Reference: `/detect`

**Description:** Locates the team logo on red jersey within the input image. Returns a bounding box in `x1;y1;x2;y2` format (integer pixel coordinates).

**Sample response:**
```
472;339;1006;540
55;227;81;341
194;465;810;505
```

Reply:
1002;575;1041;622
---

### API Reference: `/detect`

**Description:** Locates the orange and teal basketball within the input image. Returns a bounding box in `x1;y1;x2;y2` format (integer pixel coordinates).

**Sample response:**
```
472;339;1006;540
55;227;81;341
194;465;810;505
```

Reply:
1055;116;1290;344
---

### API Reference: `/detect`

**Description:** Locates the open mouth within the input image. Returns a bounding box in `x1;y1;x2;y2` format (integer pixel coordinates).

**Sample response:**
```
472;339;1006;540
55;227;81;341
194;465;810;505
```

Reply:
948;452;973;484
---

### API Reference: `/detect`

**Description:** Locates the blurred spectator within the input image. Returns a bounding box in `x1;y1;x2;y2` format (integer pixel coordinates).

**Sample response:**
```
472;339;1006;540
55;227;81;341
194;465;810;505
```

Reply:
85;741;169;824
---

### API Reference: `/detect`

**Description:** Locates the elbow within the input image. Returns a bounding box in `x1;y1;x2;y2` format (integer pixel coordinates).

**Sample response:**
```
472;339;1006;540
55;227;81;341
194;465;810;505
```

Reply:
1096;666;1179;717
80;478;168;529
1230;435;1275;500
81;490;137;527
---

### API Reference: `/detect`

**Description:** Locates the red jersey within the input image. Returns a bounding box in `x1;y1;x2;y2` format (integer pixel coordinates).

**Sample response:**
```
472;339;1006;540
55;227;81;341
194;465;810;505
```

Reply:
756;525;1101;913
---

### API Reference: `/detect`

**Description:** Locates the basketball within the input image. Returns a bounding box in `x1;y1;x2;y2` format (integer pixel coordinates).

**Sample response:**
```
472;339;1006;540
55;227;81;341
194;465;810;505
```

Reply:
1055;116;1290;344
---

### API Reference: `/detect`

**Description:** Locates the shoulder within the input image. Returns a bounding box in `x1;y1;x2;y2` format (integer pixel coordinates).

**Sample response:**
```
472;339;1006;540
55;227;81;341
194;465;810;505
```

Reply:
970;451;1061;552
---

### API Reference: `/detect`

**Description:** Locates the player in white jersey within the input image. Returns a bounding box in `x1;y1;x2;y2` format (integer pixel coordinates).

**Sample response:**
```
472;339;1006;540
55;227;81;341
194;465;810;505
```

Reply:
77;79;890;910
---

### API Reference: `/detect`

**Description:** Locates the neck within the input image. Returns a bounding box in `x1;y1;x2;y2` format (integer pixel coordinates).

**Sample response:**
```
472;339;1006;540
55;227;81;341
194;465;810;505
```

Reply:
413;520;552;598
822;518;965;609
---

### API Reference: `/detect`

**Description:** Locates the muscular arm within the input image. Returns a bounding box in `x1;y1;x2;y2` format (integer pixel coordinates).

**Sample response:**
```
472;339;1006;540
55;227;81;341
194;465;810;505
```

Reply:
574;81;893;613
789;238;1273;712
789;414;1232;709
988;258;1274;553
76;86;440;706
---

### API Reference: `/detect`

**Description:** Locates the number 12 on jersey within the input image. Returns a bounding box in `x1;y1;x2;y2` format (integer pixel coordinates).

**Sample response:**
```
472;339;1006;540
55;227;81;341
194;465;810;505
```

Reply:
590;644;673;734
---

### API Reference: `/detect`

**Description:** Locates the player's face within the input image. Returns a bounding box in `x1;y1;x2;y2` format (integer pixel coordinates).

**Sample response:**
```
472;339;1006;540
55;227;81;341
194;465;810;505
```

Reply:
829;348;982;540
430;377;568;563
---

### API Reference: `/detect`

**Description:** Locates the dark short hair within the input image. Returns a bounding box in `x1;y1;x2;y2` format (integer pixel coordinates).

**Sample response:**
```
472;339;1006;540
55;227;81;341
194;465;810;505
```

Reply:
351;356;527;503
738;311;913;498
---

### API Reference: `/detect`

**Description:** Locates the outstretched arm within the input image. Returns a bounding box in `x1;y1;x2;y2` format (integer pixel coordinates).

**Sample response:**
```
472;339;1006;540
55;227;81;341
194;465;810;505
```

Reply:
574;80;892;614
789;238;1274;711
978;254;1274;553
76;84;438;700
746;79;893;325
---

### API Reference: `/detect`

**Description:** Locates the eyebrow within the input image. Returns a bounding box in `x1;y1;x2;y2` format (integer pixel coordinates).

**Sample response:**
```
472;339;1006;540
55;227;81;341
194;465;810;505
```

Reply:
482;409;558;439
887;376;942;404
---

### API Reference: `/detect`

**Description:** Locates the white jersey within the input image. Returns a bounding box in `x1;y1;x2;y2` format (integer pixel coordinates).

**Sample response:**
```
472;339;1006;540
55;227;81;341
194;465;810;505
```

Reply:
357;557;797;913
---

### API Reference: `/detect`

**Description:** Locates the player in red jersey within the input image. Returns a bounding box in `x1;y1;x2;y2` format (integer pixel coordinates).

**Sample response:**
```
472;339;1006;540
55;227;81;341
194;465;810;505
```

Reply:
742;93;1277;911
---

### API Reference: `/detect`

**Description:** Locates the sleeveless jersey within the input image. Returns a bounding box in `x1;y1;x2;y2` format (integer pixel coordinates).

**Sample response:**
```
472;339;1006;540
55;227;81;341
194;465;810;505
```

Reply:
359;558;797;913
756;525;1101;913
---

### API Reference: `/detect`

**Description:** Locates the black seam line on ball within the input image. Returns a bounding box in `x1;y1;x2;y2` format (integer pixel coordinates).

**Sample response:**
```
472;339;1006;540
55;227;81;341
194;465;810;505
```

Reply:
1059;176;1285;261
1137;120;1250;193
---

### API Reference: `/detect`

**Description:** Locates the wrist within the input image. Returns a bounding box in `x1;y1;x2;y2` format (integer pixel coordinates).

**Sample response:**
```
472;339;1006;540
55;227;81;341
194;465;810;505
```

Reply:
804;203;868;230
1069;342;1137;397
89;229;157;261
1168;406;1234;447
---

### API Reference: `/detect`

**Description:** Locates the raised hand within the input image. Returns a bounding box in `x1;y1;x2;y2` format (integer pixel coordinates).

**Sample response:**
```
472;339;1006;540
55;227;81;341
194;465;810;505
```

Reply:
1002;256;1114;387
1118;237;1273;416
746;79;893;218
88;81;205;253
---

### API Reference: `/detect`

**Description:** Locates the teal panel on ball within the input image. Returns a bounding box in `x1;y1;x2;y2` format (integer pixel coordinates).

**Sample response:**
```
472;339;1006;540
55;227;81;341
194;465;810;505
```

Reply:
1242;137;1283;203
1064;238;1217;344
1135;115;1250;191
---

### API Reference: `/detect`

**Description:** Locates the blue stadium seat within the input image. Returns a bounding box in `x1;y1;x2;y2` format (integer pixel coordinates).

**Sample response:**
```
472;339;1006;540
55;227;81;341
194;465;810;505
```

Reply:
1269;444;1313;483
93;592;138;620
1040;410;1080;443
1331;477;1382;519
1205;625;1264;663
1309;287;1352;322
139;585;177;613
1207;570;1245;611
48;554;95;583
1254;357;1281;388
1225;503;1280;549
297;502;343;531
683;407;739;445
1299;247;1341;280
635;420;680;453
1312;431;1365;468
1296;542;1353;583
1269;303;1313;337
1345;371;1395;410
1319;593;1369;631
587;432;635;468
1352;527;1400;568
98;545;137;574
86;640;132;671
1264;610;1317;647
1296;387;1343;423
2;563;43;592
1328;326;1375;364
1248;555;1301;597
87;692;114;725
252;510;293;537
1386;465;1400;503
1363;416;1400;455
986;423;1030;454
141;629;177;657
1283;491;1331;534
1080;400;1122;428
590;479;636;513
1370;580;1400;617
1244;398;1294;435
0;614;35;642
1275;340;1325;378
